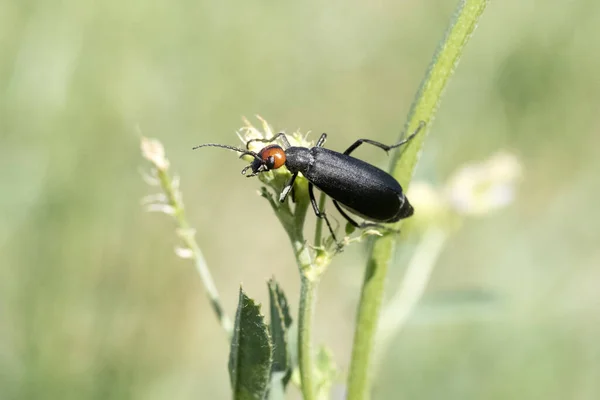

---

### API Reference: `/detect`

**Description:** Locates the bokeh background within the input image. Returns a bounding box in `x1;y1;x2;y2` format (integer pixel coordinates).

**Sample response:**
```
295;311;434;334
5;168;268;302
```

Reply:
2;0;599;399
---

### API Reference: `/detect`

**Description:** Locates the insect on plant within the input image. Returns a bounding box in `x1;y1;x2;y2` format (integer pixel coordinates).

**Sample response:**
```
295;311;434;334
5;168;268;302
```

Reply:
193;121;425;244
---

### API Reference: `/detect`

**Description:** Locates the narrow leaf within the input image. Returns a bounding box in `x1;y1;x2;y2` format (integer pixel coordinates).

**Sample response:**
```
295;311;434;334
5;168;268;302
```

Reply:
269;278;292;329
268;279;293;388
229;287;273;400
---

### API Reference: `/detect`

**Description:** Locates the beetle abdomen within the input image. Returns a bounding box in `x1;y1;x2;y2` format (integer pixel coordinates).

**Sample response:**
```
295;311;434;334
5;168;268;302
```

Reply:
305;148;411;222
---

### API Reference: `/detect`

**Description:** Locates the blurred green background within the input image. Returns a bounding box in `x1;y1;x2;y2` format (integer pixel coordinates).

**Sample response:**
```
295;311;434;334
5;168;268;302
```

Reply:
2;0;600;399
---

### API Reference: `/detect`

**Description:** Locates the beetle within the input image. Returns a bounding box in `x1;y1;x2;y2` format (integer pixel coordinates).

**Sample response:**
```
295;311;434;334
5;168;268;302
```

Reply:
193;121;425;243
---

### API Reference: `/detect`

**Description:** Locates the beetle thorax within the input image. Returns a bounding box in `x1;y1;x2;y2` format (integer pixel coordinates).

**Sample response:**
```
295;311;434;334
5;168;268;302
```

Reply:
284;147;313;174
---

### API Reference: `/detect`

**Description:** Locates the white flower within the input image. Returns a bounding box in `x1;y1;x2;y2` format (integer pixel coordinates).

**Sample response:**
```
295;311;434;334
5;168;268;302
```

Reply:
140;137;169;170
238;115;313;153
444;151;522;215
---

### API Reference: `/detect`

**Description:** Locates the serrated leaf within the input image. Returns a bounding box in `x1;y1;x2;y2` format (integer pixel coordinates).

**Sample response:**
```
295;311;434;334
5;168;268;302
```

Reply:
268;279;293;389
268;278;292;329
229;287;273;400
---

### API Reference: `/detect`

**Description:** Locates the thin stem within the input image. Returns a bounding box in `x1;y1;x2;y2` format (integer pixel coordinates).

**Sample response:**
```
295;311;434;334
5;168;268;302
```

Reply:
313;192;327;247
347;1;489;399
267;181;322;400
156;168;234;338
346;238;391;400
141;137;234;338
298;274;319;400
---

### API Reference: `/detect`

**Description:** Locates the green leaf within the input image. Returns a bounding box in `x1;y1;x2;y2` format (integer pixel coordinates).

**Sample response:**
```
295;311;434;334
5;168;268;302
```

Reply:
229;287;273;400
268;278;293;329
267;279;293;388
345;222;356;236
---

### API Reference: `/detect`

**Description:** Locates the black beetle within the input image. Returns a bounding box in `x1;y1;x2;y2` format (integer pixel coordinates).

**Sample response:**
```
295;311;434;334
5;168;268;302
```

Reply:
193;121;425;242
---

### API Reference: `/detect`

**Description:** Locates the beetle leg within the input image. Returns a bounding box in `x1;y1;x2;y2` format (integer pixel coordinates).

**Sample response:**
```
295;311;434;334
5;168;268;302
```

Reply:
332;201;395;232
308;183;339;245
343;121;425;156
315;133;327;148
332;200;360;227
279;172;298;203
246;132;292;149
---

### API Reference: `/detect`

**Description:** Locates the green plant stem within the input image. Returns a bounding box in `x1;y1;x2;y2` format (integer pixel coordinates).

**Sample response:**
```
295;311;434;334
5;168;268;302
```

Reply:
266;182;322;400
298;274;319;400
156;167;234;338
313;192;327;247
292;224;321;400
292;201;321;400
346;1;489;399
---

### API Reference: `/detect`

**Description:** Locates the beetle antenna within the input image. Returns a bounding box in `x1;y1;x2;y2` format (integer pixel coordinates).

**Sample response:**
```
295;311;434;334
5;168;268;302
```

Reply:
192;143;261;161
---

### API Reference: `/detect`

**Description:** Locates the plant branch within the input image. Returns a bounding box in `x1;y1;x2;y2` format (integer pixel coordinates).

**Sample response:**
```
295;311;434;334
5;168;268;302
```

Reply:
313;192;327;247
265;180;325;400
141;138;233;338
346;1;489;398
298;274;319;400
